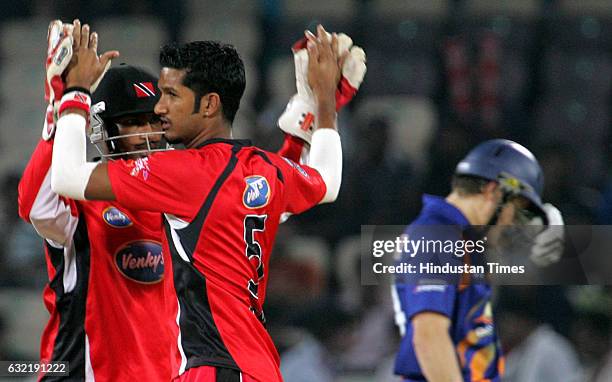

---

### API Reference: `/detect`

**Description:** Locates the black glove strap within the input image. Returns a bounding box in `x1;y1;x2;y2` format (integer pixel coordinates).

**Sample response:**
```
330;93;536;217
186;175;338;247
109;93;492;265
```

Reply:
63;87;91;96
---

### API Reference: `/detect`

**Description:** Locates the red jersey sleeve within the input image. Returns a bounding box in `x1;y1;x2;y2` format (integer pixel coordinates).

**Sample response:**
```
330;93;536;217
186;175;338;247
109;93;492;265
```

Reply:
275;155;327;215
19;139;53;222
19;138;80;244
276;134;306;163
106;149;224;220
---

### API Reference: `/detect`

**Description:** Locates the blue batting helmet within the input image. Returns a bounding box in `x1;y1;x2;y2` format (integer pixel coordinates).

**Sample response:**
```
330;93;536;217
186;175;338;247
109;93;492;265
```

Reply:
455;139;545;216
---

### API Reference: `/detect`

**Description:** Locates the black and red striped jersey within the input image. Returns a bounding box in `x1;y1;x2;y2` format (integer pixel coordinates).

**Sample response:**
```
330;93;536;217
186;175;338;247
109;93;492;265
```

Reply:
107;138;326;382
18;139;173;381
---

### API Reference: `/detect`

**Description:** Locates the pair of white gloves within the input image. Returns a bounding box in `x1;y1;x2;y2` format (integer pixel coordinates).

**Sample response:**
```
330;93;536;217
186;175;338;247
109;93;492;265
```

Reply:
278;31;366;143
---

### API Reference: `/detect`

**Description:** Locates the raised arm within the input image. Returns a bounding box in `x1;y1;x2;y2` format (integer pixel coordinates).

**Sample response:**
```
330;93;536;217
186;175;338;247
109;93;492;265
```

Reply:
19;132;79;245
301;25;344;203
50;20;118;201
18;112;54;224
19;21;81;244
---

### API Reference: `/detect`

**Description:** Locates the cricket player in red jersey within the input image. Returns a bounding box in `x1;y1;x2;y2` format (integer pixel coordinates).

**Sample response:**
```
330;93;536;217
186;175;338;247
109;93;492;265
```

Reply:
48;20;357;381
18;21;173;381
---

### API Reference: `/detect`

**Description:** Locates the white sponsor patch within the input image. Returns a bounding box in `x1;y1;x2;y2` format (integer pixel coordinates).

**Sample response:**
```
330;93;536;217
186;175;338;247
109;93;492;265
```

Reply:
414;285;447;293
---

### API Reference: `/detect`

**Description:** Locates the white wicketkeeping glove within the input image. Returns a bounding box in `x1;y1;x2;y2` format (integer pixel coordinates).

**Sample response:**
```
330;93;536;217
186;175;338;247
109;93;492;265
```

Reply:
530;203;565;267
278;31;366;144
43;19;111;141
43;20;73;140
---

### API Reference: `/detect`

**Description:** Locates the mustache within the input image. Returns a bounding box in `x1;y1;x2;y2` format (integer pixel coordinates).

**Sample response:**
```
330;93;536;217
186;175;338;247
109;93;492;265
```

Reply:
134;141;163;151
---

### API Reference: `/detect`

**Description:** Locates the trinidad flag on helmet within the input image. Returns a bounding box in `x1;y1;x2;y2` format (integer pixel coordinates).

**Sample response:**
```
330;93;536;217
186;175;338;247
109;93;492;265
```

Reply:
133;82;156;98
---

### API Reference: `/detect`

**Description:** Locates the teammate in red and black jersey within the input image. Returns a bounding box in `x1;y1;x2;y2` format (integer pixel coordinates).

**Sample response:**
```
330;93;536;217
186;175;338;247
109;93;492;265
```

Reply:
50;21;356;381
18;20;174;381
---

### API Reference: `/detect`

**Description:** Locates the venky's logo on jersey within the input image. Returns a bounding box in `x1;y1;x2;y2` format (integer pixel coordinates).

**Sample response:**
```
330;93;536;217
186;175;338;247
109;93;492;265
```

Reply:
243;176;270;209
102;207;133;228
114;240;164;284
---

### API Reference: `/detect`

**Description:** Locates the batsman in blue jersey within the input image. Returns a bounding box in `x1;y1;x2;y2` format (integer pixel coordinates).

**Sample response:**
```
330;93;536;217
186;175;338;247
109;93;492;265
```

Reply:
392;139;565;382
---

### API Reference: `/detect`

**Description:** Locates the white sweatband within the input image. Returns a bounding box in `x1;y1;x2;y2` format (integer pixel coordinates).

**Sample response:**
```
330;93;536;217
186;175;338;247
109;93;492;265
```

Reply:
51;113;98;200
309;128;342;203
58;89;91;116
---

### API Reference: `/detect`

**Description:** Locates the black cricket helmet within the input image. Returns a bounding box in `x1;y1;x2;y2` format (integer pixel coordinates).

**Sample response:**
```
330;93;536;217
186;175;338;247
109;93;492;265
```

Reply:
90;64;169;159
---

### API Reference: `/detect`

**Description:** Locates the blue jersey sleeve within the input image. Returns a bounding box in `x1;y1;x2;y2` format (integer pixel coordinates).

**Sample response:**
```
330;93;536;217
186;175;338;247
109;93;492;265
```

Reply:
398;283;457;319
394;223;461;319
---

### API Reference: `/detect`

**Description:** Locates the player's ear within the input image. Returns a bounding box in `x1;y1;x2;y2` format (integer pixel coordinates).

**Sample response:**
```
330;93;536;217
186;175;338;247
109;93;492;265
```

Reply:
482;181;499;200
199;92;221;118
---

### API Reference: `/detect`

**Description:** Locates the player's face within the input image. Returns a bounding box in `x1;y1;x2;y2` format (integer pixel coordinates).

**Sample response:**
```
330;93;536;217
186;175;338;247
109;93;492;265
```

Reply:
113;113;163;159
155;68;202;144
489;196;544;247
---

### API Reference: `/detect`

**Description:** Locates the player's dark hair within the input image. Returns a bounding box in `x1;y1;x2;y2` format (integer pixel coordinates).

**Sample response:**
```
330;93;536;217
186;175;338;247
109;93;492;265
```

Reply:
159;41;246;124
451;174;492;195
